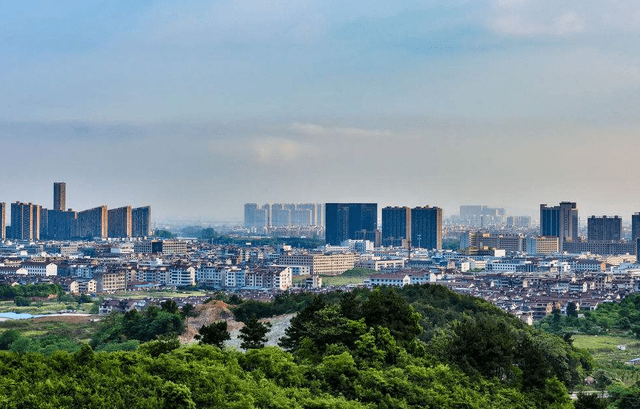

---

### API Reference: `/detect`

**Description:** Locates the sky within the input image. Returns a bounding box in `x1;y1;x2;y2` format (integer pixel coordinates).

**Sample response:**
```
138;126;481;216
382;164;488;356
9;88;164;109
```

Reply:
2;0;640;224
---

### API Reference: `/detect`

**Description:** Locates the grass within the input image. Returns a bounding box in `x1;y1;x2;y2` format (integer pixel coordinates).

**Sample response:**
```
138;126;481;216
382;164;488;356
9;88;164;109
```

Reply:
0;300;95;315
573;334;640;386
320;268;376;287
321;275;365;287
0;319;99;344
292;276;306;284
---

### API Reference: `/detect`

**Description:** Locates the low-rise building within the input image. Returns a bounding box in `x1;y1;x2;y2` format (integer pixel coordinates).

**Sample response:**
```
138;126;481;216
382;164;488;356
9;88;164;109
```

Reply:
277;252;356;275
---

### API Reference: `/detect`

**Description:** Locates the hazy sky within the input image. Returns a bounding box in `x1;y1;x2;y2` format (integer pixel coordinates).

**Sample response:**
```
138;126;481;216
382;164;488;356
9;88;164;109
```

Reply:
2;0;640;223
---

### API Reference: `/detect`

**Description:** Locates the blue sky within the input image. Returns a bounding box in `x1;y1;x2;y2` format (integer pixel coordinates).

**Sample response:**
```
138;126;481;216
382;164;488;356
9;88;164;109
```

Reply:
2;1;640;222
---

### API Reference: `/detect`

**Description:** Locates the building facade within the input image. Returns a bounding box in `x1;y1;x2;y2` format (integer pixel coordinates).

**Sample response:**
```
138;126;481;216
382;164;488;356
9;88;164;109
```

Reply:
10;202;41;241
588;216;622;241
632;213;640;242
540;202;578;250
245;203;323;230
325;203;377;245
53;182;66;211
108;206;132;238
277;252;356;275
382;206;411;248
132;206;152;237
0;202;5;240
75;206;108;239
525;236;559;255
411;206;442;250
46;209;78;240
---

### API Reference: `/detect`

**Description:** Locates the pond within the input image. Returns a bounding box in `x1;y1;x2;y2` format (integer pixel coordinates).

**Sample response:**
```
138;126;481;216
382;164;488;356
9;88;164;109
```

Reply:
0;312;33;320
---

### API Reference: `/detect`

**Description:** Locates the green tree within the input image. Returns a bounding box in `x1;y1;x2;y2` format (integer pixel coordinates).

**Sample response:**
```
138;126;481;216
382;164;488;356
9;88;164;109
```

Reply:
161;381;196;409
181;303;197;319
0;330;21;350
339;291;362;321
195;321;230;348
239;316;272;350
566;302;578;317
279;296;327;352
161;300;179;314
139;335;181;357
14;296;31;306
574;392;608;409
361;287;422;344
154;229;174;238
593;370;615;392
552;307;562;330
199;228;216;240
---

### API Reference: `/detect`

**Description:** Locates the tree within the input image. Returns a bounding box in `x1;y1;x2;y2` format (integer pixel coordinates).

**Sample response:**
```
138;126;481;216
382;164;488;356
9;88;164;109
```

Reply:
566;302;578;317
228;294;243;305
181;303;197;319
239;316;272;350
339;291;361;321
279;295;326;351
195;321;230;348
199;228;216;240
574;392;608;409
361;288;422;344
552;307;562;330
139;335;181;357
562;333;574;346
161;300;179;314
593;370;615;392
154;229;174;238
14;296;30;306
0;330;21;350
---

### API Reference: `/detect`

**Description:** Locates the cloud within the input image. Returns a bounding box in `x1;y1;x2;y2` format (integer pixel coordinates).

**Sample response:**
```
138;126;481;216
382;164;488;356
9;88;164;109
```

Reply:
144;0;326;46
209;135;312;165
487;0;640;38
289;122;396;140
490;10;585;37
250;137;305;163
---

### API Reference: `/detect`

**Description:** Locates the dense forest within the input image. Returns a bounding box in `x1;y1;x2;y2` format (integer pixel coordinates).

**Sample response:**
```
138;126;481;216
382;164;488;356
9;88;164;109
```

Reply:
1;284;637;407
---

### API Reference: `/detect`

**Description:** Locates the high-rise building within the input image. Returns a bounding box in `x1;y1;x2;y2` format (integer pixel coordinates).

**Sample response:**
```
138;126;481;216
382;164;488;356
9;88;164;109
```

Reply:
411;206;442;250
382;206;411;247
271;204;292;227
291;208;311;226
108;206;132;238
540;202;578;250
10;202;41;241
296;203;323;226
632;213;640;242
245;203;323;230
46;209;77;240
506;216;532;229
588;216;622;241
459;205;505;227
244;203;270;230
39;207;48;239
132;206;152;237
53;182;66;211
325;203;377;245
0;202;5;240
75;206;108;239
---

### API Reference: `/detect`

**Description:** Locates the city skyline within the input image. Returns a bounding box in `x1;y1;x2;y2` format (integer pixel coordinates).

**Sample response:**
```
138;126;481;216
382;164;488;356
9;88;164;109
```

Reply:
3;1;640;221
5;184;640;227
